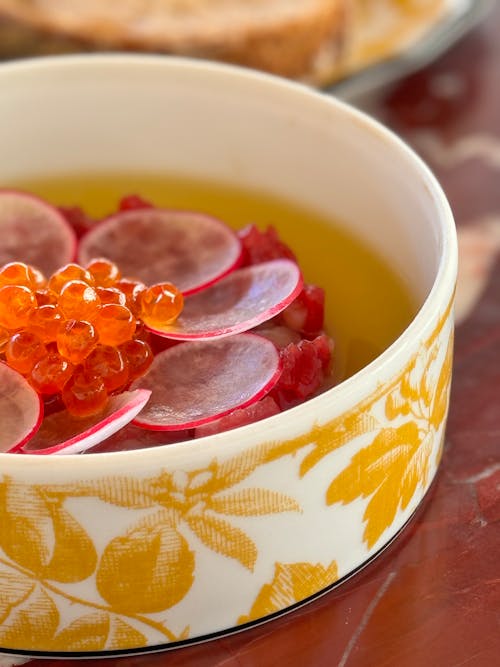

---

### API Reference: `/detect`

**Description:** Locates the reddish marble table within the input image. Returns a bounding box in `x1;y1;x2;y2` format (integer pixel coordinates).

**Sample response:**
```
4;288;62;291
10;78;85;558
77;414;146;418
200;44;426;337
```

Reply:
15;5;500;667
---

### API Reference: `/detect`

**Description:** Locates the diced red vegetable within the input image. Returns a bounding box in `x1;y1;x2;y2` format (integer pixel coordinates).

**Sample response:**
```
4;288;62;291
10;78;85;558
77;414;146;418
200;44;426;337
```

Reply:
239;224;297;265
279;284;325;338
271;334;334;410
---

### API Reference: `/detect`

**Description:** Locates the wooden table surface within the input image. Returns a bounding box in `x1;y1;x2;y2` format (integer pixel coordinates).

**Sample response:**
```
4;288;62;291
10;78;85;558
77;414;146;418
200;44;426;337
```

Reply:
7;4;500;666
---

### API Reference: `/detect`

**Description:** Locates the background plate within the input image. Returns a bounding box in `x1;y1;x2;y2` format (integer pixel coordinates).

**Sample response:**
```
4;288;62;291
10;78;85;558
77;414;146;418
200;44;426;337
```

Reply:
330;0;493;102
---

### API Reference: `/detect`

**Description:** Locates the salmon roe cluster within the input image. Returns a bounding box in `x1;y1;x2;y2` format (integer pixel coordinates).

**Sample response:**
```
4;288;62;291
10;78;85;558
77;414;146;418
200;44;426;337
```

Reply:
0;260;183;417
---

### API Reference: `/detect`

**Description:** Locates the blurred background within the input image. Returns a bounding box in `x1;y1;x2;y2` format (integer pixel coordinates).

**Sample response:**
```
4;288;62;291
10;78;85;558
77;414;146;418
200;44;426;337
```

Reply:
0;1;492;96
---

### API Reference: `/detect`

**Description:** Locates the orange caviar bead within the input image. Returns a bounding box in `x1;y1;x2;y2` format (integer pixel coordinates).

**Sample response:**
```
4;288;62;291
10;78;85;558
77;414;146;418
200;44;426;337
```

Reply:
56;319;98;364
119;338;153;381
133;320;151;344
114;279;146;316
58;280;101;321
0;326;9;353
140;283;184;328
5;331;47;375
94;303;136;346
28;304;64;343
30;352;74;395
35;289;58;306
62;368;108;417
48;263;95;295
0;262;45;289
84;345;129;392
96;286;127;306
31;267;46;290
0;285;37;329
86;258;121;287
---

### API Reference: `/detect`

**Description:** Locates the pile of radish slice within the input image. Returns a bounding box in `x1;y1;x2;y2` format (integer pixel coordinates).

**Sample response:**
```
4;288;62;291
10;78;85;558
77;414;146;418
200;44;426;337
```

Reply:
0;191;305;455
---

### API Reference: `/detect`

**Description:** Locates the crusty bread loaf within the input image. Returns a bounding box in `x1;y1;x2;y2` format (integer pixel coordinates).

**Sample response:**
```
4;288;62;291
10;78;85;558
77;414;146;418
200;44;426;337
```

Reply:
344;0;447;75
0;0;348;82
0;0;449;85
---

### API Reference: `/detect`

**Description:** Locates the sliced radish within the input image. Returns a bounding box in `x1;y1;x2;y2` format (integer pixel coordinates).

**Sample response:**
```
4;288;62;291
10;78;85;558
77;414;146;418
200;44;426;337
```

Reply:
131;333;281;431
1;362;43;453
0;190;77;275
78;208;242;295
21;389;151;455
146;259;303;341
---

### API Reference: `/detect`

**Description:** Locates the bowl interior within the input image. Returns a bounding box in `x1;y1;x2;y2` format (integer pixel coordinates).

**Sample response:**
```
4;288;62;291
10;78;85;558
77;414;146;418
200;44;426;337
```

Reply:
0;55;447;306
0;56;457;466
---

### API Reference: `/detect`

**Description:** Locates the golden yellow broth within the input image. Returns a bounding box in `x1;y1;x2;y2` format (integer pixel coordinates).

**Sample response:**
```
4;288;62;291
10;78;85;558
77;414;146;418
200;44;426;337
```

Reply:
15;172;416;381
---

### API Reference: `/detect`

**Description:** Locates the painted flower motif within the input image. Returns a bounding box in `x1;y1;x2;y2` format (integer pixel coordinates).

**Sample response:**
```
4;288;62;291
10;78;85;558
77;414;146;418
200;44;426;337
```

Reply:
0;460;302;650
298;301;454;549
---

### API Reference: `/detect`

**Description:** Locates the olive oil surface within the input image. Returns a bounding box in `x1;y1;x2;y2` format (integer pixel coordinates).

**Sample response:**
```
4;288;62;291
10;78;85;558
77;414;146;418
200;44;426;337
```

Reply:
16;173;415;381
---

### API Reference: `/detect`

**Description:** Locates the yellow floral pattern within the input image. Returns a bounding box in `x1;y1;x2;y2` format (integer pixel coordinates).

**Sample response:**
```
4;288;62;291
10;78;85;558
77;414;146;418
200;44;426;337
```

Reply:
300;299;454;548
0;301;453;653
239;560;339;625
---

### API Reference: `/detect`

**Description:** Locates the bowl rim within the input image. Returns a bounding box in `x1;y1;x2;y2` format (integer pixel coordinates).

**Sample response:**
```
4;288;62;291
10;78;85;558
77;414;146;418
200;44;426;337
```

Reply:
0;54;458;468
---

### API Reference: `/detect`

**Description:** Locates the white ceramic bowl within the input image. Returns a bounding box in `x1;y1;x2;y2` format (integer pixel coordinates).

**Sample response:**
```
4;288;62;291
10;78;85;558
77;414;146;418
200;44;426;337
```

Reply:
0;55;457;657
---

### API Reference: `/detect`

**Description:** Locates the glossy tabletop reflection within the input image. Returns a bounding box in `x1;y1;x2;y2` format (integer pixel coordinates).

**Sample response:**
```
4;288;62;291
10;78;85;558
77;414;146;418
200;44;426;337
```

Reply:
10;5;500;667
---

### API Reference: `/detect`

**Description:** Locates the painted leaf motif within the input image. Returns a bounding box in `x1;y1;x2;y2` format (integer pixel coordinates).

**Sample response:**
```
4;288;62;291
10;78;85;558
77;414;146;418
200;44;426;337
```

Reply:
184;469;215;494
206;410;376;498
39;502;97;583
399;432;433;511
0;478;96;583
49;612;148;651
385;390;411;420
96;510;194;614
210;446;277;494
326;423;419;504
430;333;453;430
299;412;377;477
0;479;55;573
210;423;330;496
107;617;148;650
399;359;421;402
419;344;439;409
419;359;434;410
362;471;405;549
185;513;257;571
45;477;159;510
0;570;34;623
0;581;59;650
208;488;301;517
435;430;446;468
238;560;338;624
49;612;110;652
326;422;425;548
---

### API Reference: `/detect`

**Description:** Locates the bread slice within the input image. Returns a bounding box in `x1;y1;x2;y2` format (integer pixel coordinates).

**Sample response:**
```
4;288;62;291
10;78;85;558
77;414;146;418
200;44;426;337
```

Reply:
0;0;450;84
344;0;448;75
0;0;348;82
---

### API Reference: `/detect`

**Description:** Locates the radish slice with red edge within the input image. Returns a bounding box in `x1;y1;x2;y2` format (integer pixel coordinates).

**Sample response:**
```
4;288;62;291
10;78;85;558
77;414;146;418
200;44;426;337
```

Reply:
21;389;151;455
146;259;303;341
0;190;77;275
131;333;281;431
78;208;242;295
1;362;43;453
